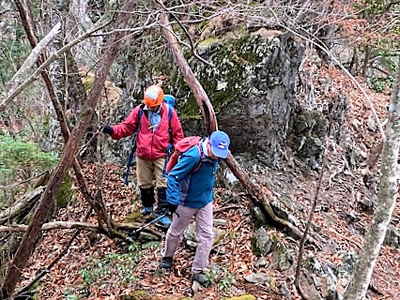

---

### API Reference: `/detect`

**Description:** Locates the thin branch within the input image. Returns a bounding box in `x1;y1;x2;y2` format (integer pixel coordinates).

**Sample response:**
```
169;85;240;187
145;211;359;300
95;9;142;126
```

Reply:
0;171;46;191
267;8;386;141
0;221;161;235
14;208;93;298
156;0;214;67
0;19;111;112
214;205;242;213
0;221;99;233
0;22;61;108
294;156;327;299
91;22;157;36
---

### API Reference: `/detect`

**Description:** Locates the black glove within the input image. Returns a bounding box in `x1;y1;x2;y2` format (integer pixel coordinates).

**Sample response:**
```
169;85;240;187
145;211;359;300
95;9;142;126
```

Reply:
102;125;113;135
167;203;178;214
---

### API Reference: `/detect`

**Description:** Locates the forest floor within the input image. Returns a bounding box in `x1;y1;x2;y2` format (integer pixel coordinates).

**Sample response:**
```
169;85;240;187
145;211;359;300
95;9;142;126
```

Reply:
19;67;400;300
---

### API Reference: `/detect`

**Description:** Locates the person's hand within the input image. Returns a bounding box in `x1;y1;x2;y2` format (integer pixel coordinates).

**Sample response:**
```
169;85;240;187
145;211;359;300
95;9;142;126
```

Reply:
102;125;113;135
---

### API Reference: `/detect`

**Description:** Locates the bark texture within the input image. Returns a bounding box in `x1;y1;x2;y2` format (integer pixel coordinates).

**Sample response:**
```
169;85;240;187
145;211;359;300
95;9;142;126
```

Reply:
343;61;400;300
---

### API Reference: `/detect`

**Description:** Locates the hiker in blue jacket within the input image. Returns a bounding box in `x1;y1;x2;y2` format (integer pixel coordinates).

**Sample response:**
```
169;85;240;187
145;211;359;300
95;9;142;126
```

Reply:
159;130;231;287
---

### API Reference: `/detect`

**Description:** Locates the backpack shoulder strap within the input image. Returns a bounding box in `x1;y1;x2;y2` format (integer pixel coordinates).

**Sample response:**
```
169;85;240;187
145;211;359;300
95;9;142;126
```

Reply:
137;104;144;131
191;138;206;174
167;105;174;143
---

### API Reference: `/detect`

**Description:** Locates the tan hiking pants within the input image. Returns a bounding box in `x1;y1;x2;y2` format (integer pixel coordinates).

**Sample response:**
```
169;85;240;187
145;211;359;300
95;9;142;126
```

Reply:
136;156;167;189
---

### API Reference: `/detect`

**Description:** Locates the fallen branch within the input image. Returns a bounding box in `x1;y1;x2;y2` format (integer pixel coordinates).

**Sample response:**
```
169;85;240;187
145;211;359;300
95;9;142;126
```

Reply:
158;7;217;134
0;221;99;233
0;171;47;191
14;208;93;298
214;205;242;213
0;187;44;225
0;221;162;239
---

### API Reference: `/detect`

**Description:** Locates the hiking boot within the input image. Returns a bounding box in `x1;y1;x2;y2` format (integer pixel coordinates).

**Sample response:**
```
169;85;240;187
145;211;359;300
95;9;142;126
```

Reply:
140;206;153;216
140;187;155;208
192;272;211;287
159;257;173;270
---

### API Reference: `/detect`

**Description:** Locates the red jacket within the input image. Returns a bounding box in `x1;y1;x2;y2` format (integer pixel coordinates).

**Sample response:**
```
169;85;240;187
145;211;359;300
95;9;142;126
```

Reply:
111;103;184;160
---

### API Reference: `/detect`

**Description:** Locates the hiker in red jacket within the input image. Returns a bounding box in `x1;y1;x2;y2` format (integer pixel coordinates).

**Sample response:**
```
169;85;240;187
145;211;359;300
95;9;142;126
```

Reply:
103;85;184;227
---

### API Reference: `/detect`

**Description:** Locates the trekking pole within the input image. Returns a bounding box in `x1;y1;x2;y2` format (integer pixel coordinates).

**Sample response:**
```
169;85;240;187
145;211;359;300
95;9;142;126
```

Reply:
130;214;167;238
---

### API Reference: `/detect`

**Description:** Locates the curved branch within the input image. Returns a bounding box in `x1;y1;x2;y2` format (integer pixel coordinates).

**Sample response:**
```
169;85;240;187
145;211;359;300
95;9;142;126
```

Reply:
0;221;162;239
156;0;214;67
158;6;217;134
0;19;111;112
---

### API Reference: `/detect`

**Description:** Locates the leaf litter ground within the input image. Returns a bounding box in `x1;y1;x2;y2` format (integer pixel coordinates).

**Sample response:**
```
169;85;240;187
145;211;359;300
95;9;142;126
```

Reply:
20;66;400;299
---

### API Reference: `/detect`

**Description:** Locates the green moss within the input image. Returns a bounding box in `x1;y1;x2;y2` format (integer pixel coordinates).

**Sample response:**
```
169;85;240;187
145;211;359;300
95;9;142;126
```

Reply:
121;290;151;300
122;25;285;126
179;33;278;118
125;211;142;223
55;174;73;208
197;37;220;50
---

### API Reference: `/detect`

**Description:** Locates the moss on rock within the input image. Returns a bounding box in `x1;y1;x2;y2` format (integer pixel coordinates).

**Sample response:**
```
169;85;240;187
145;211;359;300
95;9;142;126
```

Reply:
121;290;151;300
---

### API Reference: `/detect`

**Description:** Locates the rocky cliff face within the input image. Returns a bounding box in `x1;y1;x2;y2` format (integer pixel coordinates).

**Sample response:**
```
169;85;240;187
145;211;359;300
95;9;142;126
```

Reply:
111;29;306;168
186;30;305;168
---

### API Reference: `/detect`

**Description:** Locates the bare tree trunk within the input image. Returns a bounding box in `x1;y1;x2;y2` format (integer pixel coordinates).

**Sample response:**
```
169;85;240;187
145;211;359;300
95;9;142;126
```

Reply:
343;59;400;300
0;22;60;111
15;0;119;242
0;1;137;297
361;45;370;78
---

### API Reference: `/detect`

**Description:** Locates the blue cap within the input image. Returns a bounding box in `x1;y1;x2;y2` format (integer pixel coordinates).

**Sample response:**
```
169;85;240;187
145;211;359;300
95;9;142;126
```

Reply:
210;131;230;159
164;94;176;107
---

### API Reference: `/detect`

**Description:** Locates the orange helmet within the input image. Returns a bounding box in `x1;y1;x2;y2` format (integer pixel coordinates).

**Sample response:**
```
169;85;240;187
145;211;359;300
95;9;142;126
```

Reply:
143;85;164;107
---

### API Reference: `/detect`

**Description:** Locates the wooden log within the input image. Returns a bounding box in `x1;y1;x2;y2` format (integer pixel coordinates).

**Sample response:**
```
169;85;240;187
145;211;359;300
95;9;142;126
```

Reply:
0;187;44;225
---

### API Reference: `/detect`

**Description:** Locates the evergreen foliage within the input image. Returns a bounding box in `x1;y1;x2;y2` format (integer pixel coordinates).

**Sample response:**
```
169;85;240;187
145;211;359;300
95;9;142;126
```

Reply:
0;135;57;183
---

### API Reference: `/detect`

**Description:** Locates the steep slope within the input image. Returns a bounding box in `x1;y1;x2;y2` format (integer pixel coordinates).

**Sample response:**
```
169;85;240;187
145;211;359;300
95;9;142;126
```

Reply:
18;61;400;299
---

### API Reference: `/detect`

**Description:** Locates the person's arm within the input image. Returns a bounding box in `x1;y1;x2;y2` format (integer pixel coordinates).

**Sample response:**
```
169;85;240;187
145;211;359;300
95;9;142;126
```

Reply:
166;148;200;206
170;109;184;145
110;106;140;139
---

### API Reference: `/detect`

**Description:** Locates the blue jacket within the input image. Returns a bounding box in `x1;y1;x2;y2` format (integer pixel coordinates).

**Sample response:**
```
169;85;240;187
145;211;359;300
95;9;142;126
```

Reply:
166;145;219;209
